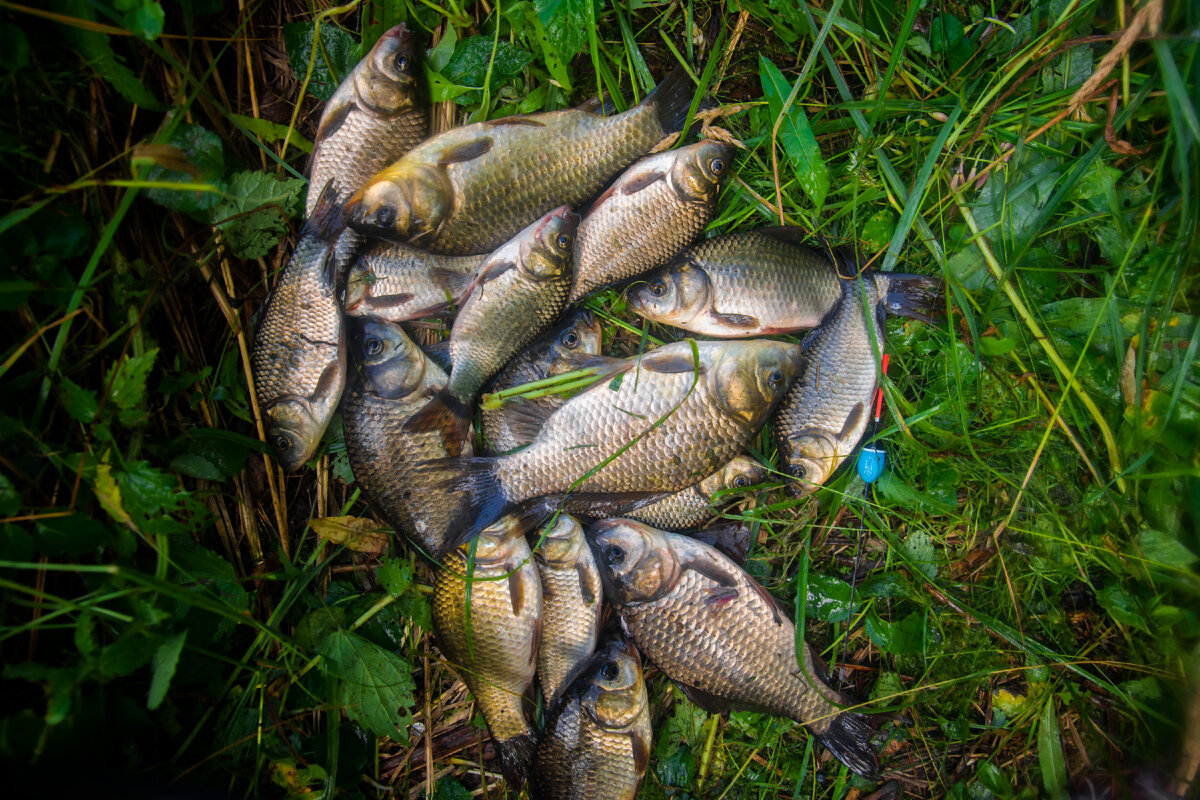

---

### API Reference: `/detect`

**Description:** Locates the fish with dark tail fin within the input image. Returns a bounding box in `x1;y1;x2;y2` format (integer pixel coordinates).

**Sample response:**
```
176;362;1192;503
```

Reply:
404;206;577;454
412;338;805;551
345;64;696;254
306;24;427;216
250;183;347;471
591;518;878;778
432;514;542;787
628;227;944;337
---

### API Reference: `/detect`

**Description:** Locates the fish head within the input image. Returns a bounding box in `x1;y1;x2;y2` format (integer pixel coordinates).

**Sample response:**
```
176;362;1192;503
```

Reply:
671;140;735;202
466;513;527;566
350;318;426;398
545;310;602;374
535;514;586;569
521;206;579;281
346;162;449;244
580;636;646;731
264;398;323;471
589;519;680;605
780;430;839;495
356;24;421;114
627;260;711;327
701;455;769;498
711;341;805;428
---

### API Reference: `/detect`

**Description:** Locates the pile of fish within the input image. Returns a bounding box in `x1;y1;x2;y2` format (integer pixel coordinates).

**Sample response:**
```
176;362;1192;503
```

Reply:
249;24;946;795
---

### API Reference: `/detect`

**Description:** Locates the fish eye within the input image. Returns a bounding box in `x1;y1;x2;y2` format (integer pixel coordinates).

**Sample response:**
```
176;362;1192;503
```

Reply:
561;331;579;348
374;205;397;228
394;54;409;71
604;545;625;567
600;661;620;681
733;476;749;488
650;281;667;297
710;157;725;174
364;336;383;356
556;233;572;250
273;435;290;451
794;464;807;479
768;368;785;389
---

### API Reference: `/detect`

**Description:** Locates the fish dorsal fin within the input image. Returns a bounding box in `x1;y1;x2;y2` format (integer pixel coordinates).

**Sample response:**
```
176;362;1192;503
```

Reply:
485;116;546;128
756;225;812;247
438;137;493;165
621;169;666;196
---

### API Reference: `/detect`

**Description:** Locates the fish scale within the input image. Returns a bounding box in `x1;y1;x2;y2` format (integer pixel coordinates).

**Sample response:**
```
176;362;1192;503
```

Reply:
533;515;602;705
344;241;486;321
628;455;766;530
772;279;885;493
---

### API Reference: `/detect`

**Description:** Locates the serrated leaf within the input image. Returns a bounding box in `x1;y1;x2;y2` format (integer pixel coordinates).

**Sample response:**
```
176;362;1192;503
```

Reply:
804;571;859;623
758;56;828;211
230;114;313;155
865;610;930;654
317;629;416;739
147;630;187;710
310;516;388;556
61;0;162;108
897;529;939;580
95;462;136;531
59;377;99;423
283;21;360;102
444;36;533;106
1136;529;1197;569
106;348;157;413
1037;698;1068;798
116;459;182;521
1096;583;1149;633
115;0;165;40
212;171;305;259
99;628;156;678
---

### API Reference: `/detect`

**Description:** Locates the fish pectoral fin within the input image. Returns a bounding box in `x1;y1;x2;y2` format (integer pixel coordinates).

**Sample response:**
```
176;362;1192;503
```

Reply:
707;310;759;329
621;169;667;196
703;586;740;614
682;551;740;589
673;680;736;715
438;137;494;165
473;258;518;288
631;727;651;774
638;349;707;374
576;562;601;605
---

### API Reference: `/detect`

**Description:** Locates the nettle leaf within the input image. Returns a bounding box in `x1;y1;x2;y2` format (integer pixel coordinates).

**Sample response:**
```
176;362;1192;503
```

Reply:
317;629;416;740
59;377;99;423
535;0;589;63
114;0;166;41
140;124;224;215
758;56;828;212
147;630;187;710
804;572;859;623
897;529;939;580
106;348;158;425
444;36;533;105
377;557;415;598
213;171;305;259
1096;582;1149;633
283;21;360;102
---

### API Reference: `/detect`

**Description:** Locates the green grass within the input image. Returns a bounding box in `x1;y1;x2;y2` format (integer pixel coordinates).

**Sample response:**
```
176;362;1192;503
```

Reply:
0;0;1196;798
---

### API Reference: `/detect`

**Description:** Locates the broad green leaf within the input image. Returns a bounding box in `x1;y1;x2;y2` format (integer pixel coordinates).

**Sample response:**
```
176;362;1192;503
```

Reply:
865;610;931;654
60;0;162;108
869;670;905;704
295;606;348;650
212;171;305;259
283;21;360;102
804;571;859;623
0;472;18;516
861;210;896;251
0;21;30;71
170;427;260;482
1037;698;1068;798
147;630;187;710
114;0;165;40
0;524;33;561
758;56;828;211
1096;583;1149;633
896;529;939;580
317;629;416;739
426;25;457;72
115;459;182;521
140;124;224;215
377;557;415;598
34;513;116;557
979;336;1018;356
536;0;590;66
976;761;1015;798
95;462;136;531
99;628;156;678
877;472;957;517
444;36;534;106
5;662;76;724
1136;529;1197;569
106;348;158;419
59;377;99;423
929;13;964;53
858;570;915;599
229;113;313;155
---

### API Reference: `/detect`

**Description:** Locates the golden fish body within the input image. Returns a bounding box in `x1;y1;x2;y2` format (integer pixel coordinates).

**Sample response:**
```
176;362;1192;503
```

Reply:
250;191;346;470
341;318;473;557
444;207;578;403
533;636;651;800
344;241;485;321
772;279;885;493
569;140;732;302
482;309;602;454
592;518;877;777
533;515;603;705
627;454;767;530
306;24;427;216
494;339;803;502
345;67;693;254
432;514;542;786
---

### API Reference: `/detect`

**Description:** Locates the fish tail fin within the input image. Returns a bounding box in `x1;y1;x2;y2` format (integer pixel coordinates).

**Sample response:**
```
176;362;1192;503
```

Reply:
880;273;946;323
647;63;697;136
404;388;474;456
814;711;879;779
413;456;509;553
493;732;538;787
